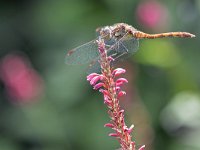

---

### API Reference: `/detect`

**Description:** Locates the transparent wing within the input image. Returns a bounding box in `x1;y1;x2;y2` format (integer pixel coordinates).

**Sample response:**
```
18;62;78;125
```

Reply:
87;38;139;74
110;37;139;61
85;38;139;74
87;60;101;74
65;40;99;65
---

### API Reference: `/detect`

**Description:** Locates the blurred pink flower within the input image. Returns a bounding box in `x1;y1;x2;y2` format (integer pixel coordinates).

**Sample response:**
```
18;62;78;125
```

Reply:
0;53;44;103
136;0;169;29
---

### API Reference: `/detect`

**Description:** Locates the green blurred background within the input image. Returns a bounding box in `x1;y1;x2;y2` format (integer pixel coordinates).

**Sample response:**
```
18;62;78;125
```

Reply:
0;0;199;150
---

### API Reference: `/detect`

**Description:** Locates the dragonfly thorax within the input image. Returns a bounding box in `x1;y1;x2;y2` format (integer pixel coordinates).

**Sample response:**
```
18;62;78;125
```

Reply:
111;23;138;40
99;23;138;42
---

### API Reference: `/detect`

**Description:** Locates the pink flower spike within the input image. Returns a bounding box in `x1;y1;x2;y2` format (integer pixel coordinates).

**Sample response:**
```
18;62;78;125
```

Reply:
138;145;145;150
116;78;128;86
112;68;126;77
93;82;104;90
109;133;118;137
104;123;114;128
85;38;145;150
118;91;126;98
87;73;99;81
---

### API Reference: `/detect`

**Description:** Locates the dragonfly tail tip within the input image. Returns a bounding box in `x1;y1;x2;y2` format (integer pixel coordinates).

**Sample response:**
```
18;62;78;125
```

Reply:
191;34;196;38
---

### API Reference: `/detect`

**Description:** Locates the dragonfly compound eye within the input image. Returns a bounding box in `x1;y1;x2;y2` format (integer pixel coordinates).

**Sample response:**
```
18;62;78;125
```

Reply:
100;26;112;39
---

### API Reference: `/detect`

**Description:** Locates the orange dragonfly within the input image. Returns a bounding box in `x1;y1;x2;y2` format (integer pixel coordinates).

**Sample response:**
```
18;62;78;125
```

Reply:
65;23;195;65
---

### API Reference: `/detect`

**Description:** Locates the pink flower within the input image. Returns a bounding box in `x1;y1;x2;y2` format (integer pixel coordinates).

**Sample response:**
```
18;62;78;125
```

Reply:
136;0;168;29
112;68;126;77
87;39;144;150
116;78;128;86
0;53;44;103
139;145;145;150
87;73;100;81
104;123;115;128
118;91;126;98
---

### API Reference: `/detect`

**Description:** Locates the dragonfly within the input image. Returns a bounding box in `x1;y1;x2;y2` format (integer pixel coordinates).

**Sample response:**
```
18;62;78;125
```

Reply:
65;23;195;67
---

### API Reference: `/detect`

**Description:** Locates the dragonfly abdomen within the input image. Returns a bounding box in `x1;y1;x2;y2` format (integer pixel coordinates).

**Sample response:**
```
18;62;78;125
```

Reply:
134;31;195;39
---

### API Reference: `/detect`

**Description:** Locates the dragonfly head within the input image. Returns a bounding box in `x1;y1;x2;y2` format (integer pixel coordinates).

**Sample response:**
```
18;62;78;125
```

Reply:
99;26;112;40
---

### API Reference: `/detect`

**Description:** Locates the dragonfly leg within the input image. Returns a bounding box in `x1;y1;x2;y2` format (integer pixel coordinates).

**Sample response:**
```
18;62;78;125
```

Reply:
110;52;119;58
120;41;129;53
114;32;130;53
111;51;128;62
105;40;119;53
105;44;112;48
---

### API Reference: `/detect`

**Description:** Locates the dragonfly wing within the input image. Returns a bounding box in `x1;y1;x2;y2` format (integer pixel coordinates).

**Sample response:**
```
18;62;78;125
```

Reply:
65;40;99;65
119;38;139;54
86;38;139;74
110;38;139;62
87;60;101;74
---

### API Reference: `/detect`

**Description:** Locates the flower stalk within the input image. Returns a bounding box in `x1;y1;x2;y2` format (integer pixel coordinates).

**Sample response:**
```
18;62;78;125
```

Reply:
87;38;145;150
